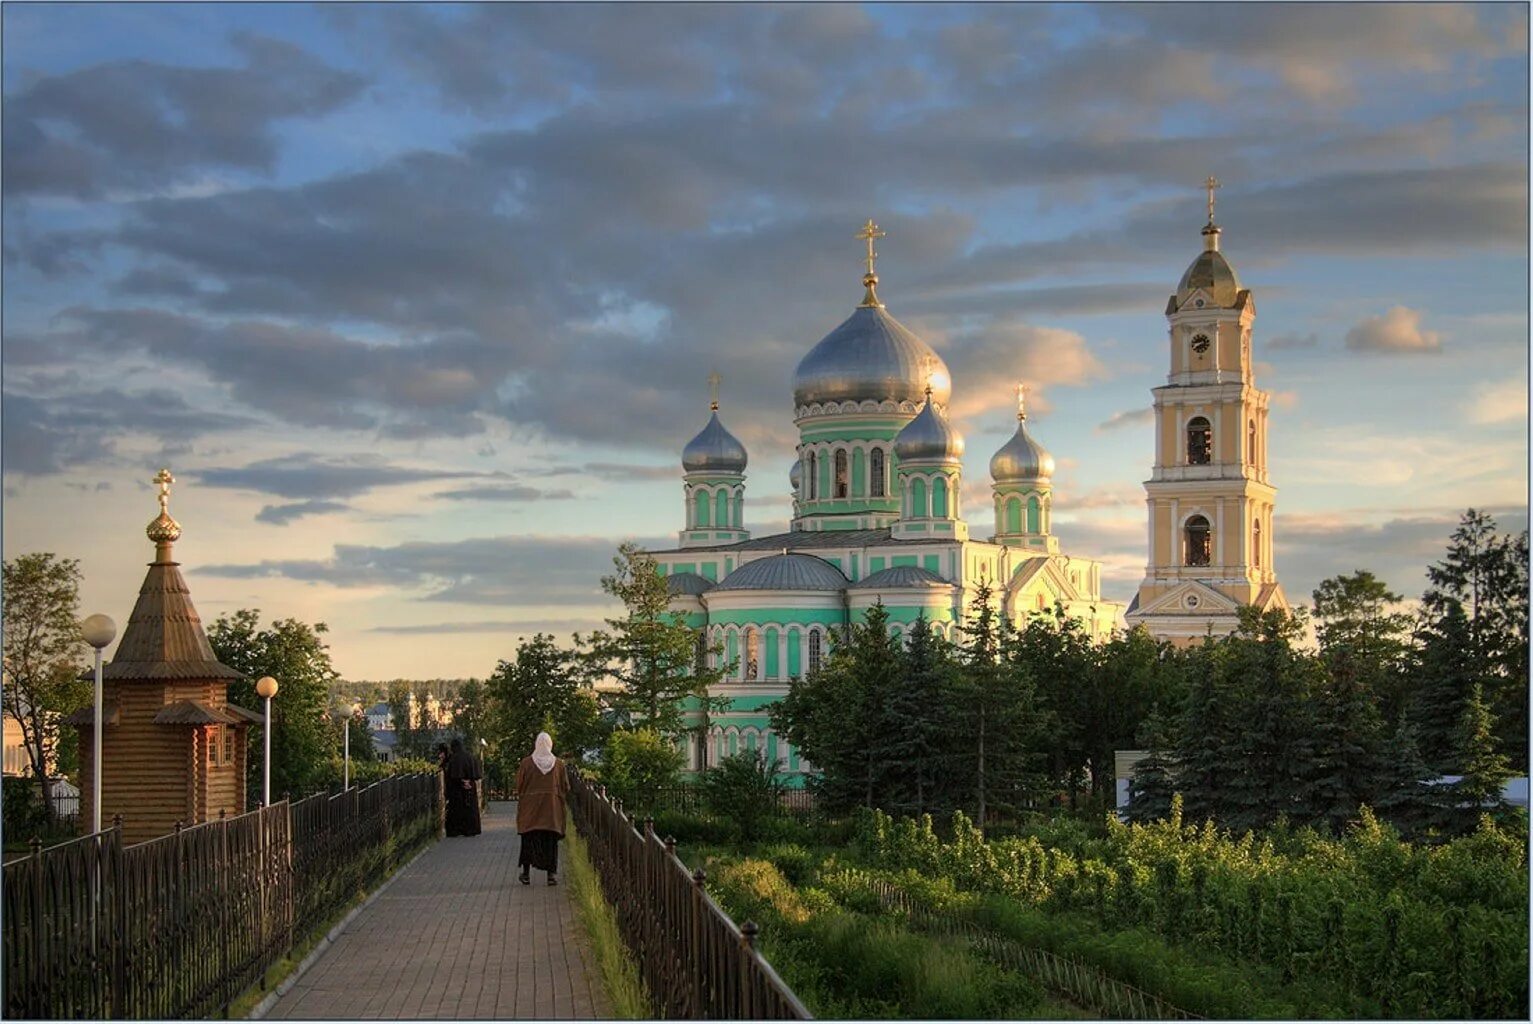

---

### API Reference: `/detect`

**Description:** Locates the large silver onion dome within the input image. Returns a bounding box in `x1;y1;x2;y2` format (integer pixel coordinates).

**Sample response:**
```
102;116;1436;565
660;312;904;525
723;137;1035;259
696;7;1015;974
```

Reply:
794;305;951;408
681;410;748;473
991;416;1054;483
713;553;848;592
894;396;964;463
1176;226;1242;308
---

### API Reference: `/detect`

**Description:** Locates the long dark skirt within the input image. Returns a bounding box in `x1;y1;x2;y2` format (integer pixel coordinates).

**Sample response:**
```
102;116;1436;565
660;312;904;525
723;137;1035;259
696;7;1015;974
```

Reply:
519;829;561;873
445;782;481;837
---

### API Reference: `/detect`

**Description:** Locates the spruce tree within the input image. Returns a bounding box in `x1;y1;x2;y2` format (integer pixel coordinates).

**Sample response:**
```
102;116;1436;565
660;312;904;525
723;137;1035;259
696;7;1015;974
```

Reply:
1448;683;1510;823
1312;570;1414;728
1305;662;1389;835
1409;600;1477;772
874;615;954;816
1126;703;1180;823
1373;721;1439;838
954;578;1040;824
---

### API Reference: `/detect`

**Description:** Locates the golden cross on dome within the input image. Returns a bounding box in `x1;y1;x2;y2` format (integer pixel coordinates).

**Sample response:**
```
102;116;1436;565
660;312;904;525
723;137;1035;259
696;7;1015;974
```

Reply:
1204;175;1221;225
153;467;175;513
856;219;885;277
1015;382;1029;421
707;371;721;411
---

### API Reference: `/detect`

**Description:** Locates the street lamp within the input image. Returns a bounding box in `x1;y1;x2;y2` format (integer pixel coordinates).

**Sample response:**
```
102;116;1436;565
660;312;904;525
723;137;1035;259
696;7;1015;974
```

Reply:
255;676;279;806
334;700;352;791
80;614;116;835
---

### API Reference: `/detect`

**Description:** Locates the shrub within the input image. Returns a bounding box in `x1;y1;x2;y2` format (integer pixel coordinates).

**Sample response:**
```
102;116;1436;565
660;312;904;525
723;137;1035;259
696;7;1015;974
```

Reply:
699;749;786;843
598;728;684;816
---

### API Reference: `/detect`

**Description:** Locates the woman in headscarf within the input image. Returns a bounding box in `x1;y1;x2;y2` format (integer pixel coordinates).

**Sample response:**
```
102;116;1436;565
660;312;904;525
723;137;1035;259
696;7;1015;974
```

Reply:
514;732;569;885
443;737;482;837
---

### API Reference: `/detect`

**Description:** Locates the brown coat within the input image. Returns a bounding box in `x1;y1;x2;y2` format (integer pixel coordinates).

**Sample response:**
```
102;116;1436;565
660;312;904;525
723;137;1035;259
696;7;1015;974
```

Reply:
513;756;569;835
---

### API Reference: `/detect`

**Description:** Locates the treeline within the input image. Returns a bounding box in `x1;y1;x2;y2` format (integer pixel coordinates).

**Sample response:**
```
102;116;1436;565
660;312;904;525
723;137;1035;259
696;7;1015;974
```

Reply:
773;509;1528;839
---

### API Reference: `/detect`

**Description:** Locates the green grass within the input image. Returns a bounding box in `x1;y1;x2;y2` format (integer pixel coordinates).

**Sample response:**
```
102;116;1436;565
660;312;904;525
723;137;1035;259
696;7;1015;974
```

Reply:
564;820;651;1019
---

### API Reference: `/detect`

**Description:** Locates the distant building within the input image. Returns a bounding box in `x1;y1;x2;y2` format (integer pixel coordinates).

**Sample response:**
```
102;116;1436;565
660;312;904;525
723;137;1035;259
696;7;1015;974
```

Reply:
365;702;393;732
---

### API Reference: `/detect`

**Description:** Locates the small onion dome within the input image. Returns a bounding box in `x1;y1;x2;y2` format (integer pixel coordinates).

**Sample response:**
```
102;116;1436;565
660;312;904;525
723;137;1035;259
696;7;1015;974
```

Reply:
894;395;964;463
990;417;1054;484
713;553;847;592
1176;227;1243;308
666;572;715;597
794;305;951;408
681;410;748;474
789;458;802;491
849;565;953;589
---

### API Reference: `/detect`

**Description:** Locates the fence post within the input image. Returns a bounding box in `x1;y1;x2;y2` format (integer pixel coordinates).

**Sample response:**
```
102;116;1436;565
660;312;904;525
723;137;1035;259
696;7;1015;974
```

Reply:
740;921;759;1019
691;868;707;1017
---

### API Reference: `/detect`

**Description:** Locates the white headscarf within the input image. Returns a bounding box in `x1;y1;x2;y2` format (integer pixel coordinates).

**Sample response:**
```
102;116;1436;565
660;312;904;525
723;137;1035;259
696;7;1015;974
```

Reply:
531;732;556;774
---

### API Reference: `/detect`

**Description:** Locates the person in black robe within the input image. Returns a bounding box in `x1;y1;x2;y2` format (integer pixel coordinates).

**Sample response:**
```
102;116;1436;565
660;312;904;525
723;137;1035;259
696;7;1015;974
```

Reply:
443;738;482;837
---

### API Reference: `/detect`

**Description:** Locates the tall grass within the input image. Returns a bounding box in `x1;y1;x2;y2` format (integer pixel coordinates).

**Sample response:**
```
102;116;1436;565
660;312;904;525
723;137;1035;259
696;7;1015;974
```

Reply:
563;823;651;1019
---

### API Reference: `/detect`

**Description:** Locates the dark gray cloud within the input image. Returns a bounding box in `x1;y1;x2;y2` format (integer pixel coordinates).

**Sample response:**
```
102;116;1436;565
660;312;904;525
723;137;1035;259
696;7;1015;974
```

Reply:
255;499;352;525
432;484;576;502
0;387;254;476
3;33;365;199
201;533;669;606
1097;408;1155;433
194;452;485;500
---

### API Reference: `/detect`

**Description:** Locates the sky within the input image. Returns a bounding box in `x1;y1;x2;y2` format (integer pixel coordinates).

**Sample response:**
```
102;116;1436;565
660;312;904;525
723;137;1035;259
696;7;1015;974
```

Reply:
3;2;1528;681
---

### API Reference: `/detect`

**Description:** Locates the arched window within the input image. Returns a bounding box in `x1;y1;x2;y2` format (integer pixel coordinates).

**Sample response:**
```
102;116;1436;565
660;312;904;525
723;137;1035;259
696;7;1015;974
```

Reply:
715;490;730;528
1026;495;1040;533
1253;518;1262;569
931;476;948;517
1186;417;1212;465
1248;419;1257;465
1005;497;1022;535
910;477;927;518
807;630;823;674
870;448;885;497
1185;515;1212;566
806;452;817;499
733;493;743;528
694;489;710;527
834;449;849;498
744;628;759;681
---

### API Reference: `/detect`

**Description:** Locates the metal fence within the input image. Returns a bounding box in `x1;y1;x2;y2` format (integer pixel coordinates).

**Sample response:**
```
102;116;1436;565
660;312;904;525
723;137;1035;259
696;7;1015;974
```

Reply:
651;784;818;817
569;771;813;1020
2;773;441;1020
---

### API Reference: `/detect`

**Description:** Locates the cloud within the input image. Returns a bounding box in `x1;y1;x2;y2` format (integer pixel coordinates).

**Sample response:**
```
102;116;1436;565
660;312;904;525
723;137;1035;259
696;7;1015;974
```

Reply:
255;500;352;525
1266;332;1319;351
1096;408;1154;433
939;321;1106;422
432;485;577;502
367;618;604;636
0;387;254;476
194;452;484;500
1270;390;1300;410
3;33;365;199
201;533;668;606
1468;378;1529;426
1344;305;1443;354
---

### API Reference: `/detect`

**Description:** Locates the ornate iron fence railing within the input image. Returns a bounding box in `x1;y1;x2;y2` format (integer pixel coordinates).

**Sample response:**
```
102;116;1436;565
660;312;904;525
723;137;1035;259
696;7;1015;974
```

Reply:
2;772;440;1020
568;770;812;1020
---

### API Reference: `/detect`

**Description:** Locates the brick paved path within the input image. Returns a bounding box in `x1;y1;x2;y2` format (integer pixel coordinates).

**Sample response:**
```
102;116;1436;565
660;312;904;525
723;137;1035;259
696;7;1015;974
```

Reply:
264;801;611;1020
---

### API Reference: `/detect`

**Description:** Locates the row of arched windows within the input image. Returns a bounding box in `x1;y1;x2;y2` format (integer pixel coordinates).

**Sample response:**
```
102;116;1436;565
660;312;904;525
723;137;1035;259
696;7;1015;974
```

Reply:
689;484;744;529
707;624;825;682
802;444;887;501
1180;510;1268;569
903;472;957;519
995;493;1047;535
1183;416;1261;468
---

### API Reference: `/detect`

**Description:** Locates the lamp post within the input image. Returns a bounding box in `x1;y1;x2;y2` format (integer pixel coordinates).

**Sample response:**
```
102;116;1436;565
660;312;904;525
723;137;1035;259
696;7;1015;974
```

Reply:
80;614;116;835
256;676;279;806
335;701;351;791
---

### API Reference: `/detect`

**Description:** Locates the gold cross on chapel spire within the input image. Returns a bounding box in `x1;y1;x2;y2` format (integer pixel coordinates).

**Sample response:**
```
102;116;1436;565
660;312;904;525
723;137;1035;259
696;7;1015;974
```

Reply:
153;467;175;514
1204;175;1221;225
1015;382;1029;422
707;371;721;412
856;219;886;308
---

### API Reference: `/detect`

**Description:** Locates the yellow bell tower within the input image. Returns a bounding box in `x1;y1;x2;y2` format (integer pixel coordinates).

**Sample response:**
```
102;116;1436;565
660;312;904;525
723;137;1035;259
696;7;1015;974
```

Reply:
1125;179;1287;643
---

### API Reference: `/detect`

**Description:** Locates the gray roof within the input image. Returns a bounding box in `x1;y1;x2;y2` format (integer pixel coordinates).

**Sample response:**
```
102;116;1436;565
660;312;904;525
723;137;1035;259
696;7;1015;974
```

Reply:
991;417;1054;483
713;553;848;592
666;572;715;596
894;398;964;462
682;410;748;473
103;559;244;682
794;304;951;408
850;565;954;589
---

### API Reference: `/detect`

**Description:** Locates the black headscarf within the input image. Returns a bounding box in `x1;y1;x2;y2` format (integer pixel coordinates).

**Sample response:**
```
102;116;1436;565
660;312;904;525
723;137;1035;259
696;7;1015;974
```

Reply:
444;737;480;782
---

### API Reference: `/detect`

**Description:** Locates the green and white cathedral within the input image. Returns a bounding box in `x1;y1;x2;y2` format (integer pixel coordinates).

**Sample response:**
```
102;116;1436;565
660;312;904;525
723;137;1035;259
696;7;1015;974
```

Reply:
643;229;1120;780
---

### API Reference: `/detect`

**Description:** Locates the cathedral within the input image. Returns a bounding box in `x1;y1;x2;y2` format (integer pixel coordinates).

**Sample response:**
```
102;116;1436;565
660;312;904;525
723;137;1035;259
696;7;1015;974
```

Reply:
643;222;1121;777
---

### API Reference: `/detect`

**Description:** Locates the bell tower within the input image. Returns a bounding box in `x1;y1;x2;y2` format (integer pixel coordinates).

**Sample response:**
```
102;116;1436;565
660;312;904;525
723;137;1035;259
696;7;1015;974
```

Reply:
1125;179;1287;643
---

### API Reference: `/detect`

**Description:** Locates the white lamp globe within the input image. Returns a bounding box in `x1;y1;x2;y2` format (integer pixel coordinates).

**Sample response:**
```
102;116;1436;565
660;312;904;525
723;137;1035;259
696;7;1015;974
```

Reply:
256;676;280;700
81;614;116;650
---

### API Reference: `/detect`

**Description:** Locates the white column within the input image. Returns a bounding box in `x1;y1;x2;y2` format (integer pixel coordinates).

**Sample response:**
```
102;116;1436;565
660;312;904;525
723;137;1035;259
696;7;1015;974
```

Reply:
1170;498;1180;567
1216;498;1225;570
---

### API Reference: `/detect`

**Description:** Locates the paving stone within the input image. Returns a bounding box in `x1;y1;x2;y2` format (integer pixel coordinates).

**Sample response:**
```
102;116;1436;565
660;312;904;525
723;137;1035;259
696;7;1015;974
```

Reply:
265;801;611;1020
